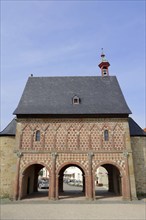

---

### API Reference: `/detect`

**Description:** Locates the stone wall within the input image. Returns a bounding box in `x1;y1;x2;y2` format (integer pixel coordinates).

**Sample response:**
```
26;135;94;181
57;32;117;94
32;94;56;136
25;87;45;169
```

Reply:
131;136;146;195
0;136;17;198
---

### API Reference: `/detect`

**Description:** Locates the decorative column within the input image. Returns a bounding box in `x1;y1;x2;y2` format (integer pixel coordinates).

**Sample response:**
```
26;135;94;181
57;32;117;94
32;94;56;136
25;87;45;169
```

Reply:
122;150;131;200
18;174;25;200
55;174;60;200
128;152;137;200
13;151;23;200
49;152;58;200
87;152;94;200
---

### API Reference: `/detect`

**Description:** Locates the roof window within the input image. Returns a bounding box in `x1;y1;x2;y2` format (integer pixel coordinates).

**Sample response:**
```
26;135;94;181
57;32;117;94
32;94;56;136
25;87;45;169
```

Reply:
73;96;80;105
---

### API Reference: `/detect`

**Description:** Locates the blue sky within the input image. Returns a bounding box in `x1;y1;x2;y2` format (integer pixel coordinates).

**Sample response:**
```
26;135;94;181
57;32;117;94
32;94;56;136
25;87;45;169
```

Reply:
1;0;145;130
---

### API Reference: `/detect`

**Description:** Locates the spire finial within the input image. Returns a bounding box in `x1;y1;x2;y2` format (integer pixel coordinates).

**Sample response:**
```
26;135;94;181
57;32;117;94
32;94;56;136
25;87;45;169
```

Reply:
101;48;106;60
101;48;104;55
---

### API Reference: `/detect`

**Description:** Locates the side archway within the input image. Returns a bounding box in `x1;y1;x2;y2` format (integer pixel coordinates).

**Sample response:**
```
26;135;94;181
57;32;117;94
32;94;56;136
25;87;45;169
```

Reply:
19;162;50;199
94;161;123;199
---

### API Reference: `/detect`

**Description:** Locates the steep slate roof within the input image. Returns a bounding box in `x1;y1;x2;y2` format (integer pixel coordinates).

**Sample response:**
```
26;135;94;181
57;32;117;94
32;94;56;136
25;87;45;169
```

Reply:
0;118;16;136
128;117;146;136
13;76;131;115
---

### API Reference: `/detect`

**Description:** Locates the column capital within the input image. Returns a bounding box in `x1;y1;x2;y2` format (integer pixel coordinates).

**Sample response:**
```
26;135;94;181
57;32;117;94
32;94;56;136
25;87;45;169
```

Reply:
51;152;58;162
123;150;129;158
88;152;94;158
16;151;23;158
51;152;58;157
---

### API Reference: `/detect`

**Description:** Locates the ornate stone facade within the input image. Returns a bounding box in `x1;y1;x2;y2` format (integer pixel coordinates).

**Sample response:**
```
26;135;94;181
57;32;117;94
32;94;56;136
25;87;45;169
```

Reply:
17;118;128;151
6;117;137;200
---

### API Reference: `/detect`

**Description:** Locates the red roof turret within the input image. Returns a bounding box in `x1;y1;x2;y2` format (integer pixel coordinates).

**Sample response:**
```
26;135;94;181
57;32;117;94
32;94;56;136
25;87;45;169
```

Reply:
98;49;110;76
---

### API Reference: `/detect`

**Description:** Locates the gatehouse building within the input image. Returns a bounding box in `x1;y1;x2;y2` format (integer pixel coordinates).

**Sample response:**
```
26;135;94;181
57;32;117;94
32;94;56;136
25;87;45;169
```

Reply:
0;52;146;200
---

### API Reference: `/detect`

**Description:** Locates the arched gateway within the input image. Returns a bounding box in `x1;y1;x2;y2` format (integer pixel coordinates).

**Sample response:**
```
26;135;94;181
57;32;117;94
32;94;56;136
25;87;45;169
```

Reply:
12;53;137;201
17;156;132;200
19;163;50;199
57;163;86;199
94;163;123;199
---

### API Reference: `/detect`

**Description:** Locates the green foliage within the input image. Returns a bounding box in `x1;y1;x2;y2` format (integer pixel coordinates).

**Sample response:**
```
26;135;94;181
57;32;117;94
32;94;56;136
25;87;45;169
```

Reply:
39;170;43;176
137;192;146;200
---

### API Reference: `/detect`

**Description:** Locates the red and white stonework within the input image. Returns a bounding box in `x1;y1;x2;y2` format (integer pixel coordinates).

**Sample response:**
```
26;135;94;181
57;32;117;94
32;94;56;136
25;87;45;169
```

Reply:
11;117;137;200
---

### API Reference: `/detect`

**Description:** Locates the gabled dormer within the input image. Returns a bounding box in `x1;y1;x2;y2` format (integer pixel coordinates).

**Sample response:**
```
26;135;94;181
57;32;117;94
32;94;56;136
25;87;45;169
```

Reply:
72;95;80;105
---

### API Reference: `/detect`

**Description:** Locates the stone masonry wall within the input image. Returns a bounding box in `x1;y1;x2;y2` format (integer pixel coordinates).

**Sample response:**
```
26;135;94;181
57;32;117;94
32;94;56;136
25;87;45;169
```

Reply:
131;136;146;195
0;136;17;198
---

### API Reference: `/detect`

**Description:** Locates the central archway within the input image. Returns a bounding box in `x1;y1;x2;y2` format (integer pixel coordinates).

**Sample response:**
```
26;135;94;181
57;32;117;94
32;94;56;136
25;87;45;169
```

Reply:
57;163;86;200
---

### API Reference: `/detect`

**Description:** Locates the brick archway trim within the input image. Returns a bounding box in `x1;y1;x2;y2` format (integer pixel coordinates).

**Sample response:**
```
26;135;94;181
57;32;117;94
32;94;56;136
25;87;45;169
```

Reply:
57;161;86;176
21;161;51;175
93;160;124;176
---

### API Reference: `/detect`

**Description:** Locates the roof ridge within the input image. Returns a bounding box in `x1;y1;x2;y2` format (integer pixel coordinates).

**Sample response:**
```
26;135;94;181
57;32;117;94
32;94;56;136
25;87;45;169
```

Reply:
28;75;116;78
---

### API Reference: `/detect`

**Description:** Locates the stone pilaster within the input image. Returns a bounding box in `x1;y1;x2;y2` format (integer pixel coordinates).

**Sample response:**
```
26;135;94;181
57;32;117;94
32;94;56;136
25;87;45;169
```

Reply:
49;152;58;200
13;151;23;200
87;152;94;200
122;150;131;200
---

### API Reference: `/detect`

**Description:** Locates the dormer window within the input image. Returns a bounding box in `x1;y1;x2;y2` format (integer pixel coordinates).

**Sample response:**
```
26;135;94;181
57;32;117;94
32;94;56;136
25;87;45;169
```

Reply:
73;96;80;105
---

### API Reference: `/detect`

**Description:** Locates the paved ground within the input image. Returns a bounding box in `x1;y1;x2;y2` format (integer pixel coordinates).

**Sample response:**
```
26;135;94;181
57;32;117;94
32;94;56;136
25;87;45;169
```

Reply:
1;200;146;220
1;185;146;220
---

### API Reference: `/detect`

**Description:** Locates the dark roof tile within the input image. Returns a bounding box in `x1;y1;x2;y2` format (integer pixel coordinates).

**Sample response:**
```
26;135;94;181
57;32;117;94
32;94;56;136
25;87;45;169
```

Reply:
13;76;131;115
128;117;146;136
0;118;16;136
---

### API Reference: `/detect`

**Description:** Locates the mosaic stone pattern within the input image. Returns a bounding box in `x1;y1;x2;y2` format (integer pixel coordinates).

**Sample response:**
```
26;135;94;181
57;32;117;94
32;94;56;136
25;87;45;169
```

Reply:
19;118;127;152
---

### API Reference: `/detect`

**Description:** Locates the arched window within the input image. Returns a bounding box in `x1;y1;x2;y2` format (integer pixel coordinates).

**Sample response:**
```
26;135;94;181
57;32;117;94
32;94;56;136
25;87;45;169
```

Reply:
35;130;40;141
104;130;109;141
